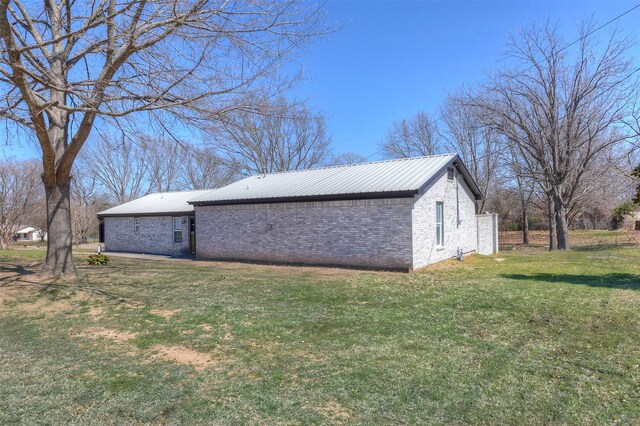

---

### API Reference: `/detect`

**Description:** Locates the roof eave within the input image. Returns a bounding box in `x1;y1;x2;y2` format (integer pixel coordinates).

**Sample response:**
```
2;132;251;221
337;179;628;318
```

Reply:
97;210;195;218
452;158;484;200
189;190;419;206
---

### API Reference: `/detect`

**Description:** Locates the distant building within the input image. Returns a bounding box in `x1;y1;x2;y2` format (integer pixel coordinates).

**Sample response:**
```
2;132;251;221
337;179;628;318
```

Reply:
98;154;499;270
15;226;47;241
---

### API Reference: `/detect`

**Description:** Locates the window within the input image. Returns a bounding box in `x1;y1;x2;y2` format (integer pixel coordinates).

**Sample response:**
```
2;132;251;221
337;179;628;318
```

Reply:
134;217;140;234
173;217;183;243
436;202;444;246
447;167;455;180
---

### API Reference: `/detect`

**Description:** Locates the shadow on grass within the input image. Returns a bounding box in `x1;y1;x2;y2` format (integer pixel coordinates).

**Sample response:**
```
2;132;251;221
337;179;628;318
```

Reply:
0;261;136;306
572;242;638;252
502;273;640;290
0;263;36;278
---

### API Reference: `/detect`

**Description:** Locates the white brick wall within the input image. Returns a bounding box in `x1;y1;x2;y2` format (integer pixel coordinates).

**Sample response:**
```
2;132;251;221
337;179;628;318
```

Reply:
103;215;191;256
476;213;499;255
195;198;414;269
411;169;479;269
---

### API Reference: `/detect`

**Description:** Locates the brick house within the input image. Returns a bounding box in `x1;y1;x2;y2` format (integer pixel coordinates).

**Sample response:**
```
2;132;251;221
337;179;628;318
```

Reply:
98;154;498;270
97;190;211;257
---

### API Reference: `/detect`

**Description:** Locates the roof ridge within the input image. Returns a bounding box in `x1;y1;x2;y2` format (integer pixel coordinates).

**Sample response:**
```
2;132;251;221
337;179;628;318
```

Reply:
253;153;458;178
145;188;216;196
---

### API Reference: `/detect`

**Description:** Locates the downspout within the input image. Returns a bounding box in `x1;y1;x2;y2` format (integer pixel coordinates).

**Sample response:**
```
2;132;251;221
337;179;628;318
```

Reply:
455;165;463;261
455;167;460;229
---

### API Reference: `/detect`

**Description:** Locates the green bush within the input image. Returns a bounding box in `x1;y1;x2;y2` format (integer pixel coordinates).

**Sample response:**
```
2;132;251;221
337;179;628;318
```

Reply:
527;217;544;230
610;201;637;230
87;254;109;266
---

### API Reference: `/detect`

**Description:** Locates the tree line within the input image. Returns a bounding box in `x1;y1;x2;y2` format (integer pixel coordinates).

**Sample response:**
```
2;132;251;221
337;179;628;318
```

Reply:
379;22;640;250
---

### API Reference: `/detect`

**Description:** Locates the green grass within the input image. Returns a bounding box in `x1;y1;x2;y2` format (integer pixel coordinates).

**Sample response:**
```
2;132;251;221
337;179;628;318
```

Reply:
1;239;639;424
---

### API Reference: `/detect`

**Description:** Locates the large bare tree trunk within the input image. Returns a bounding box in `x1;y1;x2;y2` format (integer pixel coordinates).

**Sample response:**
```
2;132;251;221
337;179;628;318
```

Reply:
42;180;76;275
554;194;570;250
521;205;529;245
548;195;557;251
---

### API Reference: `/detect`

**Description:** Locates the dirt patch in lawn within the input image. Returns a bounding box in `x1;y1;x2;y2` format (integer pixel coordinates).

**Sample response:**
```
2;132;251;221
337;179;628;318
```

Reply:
0;287;78;316
88;306;105;321
72;326;229;371
148;344;219;371
221;323;234;341
150;308;181;319
312;400;352;422
0;266;88;314
27;296;77;315
75;327;138;342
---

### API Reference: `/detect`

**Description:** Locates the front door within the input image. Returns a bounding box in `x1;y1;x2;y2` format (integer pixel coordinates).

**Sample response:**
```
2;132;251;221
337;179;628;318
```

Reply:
189;216;196;256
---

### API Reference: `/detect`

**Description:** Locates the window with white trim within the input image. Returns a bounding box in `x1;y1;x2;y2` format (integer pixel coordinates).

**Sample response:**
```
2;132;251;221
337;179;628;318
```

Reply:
173;217;183;243
436;202;444;246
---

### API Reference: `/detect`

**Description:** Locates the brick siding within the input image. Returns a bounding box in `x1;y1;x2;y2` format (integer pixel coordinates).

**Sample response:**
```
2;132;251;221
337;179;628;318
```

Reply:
103;215;191;256
195;198;414;269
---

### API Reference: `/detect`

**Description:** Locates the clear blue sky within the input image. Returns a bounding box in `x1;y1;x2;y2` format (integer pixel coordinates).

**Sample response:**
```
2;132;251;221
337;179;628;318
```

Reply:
288;0;640;159
4;1;640;161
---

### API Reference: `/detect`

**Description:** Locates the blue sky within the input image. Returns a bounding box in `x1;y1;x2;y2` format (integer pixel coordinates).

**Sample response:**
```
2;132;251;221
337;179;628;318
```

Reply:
288;0;640;159
4;1;640;161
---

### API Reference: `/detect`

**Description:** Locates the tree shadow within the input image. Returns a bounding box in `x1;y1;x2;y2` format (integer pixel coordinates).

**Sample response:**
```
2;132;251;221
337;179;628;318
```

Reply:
0;261;133;304
572;242;638;252
0;263;39;287
501;273;640;290
0;263;36;277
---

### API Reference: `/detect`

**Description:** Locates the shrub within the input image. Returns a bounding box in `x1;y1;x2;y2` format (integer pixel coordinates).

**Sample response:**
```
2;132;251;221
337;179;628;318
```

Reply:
528;217;544;230
87;254;109;266
610;201;637;230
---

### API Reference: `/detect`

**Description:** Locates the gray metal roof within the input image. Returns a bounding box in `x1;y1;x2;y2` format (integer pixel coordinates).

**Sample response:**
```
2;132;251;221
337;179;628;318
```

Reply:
98;190;212;216
189;154;482;205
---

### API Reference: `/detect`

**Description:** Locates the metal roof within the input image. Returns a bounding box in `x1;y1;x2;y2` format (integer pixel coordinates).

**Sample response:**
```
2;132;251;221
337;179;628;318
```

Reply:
97;190;212;217
189;154;482;205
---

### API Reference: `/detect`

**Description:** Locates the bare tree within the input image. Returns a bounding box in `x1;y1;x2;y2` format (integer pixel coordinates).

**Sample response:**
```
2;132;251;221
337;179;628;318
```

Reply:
441;95;501;213
80;134;151;204
211;97;332;175
70;166;107;246
0;0;326;275
478;22;637;250
329;151;368;166
180;146;235;190
568;149;637;228
381;112;443;159
505;144;538;245
0;158;40;249
145;137;185;192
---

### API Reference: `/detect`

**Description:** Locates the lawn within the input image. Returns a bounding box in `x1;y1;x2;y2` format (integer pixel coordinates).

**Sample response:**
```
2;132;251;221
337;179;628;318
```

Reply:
1;233;639;425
